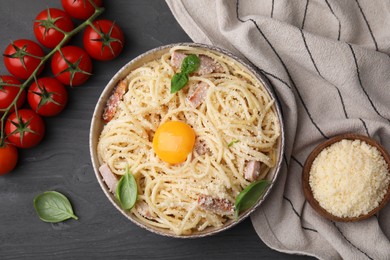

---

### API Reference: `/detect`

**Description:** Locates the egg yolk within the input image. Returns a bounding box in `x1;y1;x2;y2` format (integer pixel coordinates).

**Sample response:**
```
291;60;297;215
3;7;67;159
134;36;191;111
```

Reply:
152;121;196;164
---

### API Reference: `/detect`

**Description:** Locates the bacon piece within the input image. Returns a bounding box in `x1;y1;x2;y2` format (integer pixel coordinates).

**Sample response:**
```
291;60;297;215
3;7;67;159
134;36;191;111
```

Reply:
136;201;153;219
170;51;187;69
197;55;224;75
99;163;119;193
244;160;261;182
194;139;209;155
198;195;234;215
102;79;127;122
170;51;223;75
187;82;209;108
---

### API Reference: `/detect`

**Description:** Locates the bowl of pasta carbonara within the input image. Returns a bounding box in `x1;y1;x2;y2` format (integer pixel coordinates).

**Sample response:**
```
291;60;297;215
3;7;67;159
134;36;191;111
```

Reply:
90;43;284;237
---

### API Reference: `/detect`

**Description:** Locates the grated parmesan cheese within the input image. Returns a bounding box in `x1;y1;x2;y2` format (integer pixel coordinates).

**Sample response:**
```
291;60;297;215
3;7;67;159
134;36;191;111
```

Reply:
309;139;390;218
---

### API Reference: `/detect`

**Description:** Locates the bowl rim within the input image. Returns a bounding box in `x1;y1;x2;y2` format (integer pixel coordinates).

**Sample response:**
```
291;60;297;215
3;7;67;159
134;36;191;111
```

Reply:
302;133;390;222
89;42;285;238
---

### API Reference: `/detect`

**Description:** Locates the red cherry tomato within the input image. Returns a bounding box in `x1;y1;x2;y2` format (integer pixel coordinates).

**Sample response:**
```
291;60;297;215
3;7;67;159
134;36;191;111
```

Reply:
0;143;18;175
3;39;45;80
34;8;74;49
61;0;103;20
0;75;26;112
28;77;68;117
5;109;45;149
83;19;124;61
51;46;93;86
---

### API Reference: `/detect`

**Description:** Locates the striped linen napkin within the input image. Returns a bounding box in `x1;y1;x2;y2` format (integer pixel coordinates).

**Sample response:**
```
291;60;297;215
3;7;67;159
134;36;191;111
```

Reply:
165;0;390;259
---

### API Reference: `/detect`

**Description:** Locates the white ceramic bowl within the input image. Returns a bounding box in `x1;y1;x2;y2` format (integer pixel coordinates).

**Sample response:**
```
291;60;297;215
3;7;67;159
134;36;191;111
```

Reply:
89;43;285;238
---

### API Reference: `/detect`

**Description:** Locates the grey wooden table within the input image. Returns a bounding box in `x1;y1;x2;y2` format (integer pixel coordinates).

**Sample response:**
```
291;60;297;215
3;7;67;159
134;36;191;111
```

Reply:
0;1;313;259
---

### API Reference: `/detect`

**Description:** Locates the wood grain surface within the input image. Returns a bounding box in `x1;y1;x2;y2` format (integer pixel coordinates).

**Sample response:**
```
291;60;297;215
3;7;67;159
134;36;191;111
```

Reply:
0;1;312;259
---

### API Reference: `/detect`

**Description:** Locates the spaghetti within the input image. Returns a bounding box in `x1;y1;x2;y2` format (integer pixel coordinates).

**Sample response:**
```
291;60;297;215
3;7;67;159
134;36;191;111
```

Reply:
97;46;280;235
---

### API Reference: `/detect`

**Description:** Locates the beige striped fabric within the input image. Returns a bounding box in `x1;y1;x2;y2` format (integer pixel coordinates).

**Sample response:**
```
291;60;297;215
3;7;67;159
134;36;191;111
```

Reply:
166;0;390;259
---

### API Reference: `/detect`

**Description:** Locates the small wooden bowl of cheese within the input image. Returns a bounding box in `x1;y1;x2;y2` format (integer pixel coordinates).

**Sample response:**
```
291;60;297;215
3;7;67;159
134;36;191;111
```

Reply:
302;133;390;222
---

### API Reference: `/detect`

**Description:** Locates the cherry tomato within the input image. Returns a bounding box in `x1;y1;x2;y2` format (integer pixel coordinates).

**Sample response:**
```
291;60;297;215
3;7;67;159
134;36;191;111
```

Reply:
83;19;124;61
3;39;45;80
0;143;18;175
61;0;103;20
28;77;68;117
34;8;74;49
0;75;26;112
5;109;45;149
51;46;93;86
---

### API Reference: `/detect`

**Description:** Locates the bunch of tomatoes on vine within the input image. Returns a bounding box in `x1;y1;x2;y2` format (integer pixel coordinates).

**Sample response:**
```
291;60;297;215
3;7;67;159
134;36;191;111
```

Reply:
0;0;124;175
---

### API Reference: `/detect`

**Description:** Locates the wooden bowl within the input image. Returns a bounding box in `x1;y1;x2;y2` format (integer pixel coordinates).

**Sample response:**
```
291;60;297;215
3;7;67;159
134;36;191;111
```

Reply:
302;133;390;222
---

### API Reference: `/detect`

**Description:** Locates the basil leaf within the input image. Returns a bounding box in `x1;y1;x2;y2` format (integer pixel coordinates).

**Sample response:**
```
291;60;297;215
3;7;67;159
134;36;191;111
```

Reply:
33;191;78;223
181;54;200;74
234;180;270;218
170;72;188;94
116;169;138;210
170;54;200;94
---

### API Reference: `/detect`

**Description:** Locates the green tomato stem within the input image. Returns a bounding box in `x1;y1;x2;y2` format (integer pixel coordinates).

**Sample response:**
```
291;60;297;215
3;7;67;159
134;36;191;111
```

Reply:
0;6;105;144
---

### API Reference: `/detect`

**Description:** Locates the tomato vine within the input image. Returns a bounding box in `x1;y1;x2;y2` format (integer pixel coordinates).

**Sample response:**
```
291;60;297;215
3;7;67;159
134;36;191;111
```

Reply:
0;1;104;147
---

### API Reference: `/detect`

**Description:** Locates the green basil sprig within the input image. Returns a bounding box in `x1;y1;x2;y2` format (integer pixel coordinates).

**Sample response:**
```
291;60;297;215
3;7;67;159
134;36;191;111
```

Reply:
171;73;188;93
181;54;200;74
34;191;78;223
116;168;138;210
234;180;270;218
170;54;200;94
